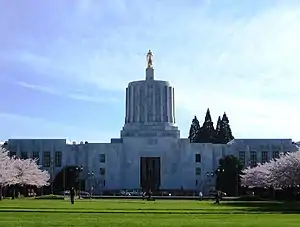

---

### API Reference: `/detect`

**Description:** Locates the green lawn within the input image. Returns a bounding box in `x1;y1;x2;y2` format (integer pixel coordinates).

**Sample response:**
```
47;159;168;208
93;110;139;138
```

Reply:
0;199;300;227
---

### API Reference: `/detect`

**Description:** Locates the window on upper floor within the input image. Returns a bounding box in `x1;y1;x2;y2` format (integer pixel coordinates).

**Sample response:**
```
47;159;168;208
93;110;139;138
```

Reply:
21;151;28;159
250;151;257;167
238;151;245;165
195;154;201;163
100;168;105;175
43;151;51;167
273;151;279;160
261;151;268;163
195;167;201;175
55;151;62;167
100;154;106;163
32;151;40;165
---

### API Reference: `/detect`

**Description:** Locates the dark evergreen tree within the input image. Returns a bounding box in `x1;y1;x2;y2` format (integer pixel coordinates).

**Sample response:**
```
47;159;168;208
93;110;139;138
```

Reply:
188;116;201;143
215;155;243;196
218;112;234;144
198;108;216;143
215;116;222;143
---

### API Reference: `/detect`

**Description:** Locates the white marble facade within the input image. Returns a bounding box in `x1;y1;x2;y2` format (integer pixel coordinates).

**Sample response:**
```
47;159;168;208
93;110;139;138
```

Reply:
4;52;299;195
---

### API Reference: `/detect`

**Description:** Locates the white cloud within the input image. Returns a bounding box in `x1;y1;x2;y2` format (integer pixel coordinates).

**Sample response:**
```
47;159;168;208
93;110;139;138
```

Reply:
16;81;120;104
17;81;59;95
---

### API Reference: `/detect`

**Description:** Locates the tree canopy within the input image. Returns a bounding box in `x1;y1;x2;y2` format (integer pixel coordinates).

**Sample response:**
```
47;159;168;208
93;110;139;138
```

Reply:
188;116;201;143
188;109;234;144
242;150;300;188
215;155;244;196
0;147;50;199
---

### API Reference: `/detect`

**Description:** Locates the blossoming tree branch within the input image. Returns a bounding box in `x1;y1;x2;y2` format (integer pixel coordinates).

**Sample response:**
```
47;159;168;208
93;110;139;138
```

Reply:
241;149;300;188
0;147;50;199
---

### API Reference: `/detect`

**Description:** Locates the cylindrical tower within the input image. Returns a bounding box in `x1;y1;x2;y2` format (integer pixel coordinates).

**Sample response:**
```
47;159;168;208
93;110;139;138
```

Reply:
121;50;179;138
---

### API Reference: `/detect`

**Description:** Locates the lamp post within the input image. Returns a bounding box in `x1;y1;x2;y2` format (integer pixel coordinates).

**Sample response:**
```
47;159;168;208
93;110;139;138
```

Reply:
100;180;105;196
235;165;239;197
216;167;224;194
87;171;94;198
76;166;84;198
206;172;214;196
63;166;66;192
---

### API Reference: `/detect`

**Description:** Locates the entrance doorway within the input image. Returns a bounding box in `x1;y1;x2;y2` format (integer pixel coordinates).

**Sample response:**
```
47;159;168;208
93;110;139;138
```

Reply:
140;157;161;191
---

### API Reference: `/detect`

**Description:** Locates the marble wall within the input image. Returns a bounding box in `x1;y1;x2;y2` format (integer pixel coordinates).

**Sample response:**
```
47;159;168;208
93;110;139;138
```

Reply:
5;137;298;195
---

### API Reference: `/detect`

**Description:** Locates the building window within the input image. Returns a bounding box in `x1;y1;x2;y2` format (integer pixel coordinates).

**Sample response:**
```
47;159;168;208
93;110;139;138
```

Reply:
21;151;28;159
238;151;245;165
195;167;201;175
9;151;16;157
100;154;106;163
32;151;40;164
43;151;51;167
250;151;257;167
261;151;268;163
55;151;62;167
195;154;201;163
100;168;105;175
273;151;279;159
196;180;198;185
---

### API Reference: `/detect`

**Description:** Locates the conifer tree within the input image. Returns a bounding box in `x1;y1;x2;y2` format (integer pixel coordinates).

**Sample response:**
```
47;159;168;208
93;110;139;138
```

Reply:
215;116;222;143
215;155;243;196
198;108;216;143
188;116;201;143
219;112;234;144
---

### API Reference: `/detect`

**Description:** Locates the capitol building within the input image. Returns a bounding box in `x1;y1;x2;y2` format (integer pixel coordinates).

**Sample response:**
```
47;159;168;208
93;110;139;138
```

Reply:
3;51;299;195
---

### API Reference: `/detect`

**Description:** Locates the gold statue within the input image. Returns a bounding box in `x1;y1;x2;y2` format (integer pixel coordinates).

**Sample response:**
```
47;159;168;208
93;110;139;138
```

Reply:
147;49;153;68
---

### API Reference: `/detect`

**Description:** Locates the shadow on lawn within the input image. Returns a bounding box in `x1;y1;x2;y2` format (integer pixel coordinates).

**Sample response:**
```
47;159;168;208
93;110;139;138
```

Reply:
0;206;229;214
0;209;283;215
1;202;300;214
221;201;300;214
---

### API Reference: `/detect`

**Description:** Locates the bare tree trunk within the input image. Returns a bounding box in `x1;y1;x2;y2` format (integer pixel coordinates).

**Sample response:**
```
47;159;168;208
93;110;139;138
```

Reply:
0;185;2;200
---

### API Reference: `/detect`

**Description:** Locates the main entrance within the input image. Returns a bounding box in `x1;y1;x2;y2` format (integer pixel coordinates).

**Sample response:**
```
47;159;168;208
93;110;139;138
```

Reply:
140;157;161;191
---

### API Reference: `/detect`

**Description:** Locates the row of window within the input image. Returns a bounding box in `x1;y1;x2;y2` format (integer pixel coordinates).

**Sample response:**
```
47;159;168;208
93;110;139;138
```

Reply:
9;151;62;167
239;150;286;166
195;151;286;165
9;152;107;166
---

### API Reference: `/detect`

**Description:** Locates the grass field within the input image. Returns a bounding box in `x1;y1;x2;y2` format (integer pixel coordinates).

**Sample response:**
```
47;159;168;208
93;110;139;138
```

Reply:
0;199;300;227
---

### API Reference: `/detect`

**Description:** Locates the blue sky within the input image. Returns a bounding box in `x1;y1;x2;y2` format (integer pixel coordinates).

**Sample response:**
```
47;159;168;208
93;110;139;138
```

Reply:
1;0;300;143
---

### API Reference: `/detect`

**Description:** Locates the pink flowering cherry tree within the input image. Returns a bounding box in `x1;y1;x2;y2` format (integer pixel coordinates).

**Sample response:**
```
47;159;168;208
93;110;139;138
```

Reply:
0;147;50;199
0;148;14;199
270;151;300;187
241;161;272;188
241;149;300;189
9;158;50;188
